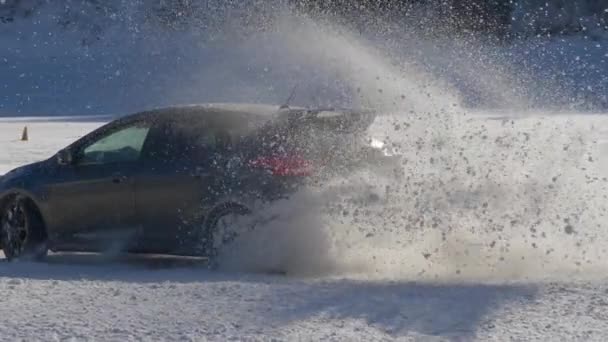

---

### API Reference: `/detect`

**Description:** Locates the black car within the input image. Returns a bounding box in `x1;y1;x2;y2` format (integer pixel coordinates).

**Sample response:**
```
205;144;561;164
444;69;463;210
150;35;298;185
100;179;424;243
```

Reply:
0;103;377;264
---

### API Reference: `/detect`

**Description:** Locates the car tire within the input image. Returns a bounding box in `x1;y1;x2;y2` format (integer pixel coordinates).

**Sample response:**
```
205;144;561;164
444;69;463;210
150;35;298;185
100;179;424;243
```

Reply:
0;196;48;261
202;204;252;270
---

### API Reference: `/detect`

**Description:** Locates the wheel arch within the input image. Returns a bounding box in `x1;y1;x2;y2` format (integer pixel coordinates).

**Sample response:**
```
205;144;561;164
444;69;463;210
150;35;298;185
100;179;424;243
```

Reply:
203;201;251;231
198;201;252;261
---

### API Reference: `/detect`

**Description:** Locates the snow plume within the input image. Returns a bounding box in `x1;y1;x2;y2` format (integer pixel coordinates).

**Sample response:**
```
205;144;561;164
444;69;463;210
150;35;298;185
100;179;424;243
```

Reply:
206;12;608;282
216;191;339;276
345;113;608;282
218;112;608;282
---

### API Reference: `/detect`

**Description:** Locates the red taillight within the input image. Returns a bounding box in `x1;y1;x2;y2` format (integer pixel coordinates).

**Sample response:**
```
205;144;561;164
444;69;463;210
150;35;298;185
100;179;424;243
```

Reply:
249;155;314;176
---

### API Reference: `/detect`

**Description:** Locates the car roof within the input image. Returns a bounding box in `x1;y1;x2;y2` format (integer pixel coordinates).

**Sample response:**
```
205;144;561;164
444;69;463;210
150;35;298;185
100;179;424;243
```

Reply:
67;103;286;150
137;103;284;119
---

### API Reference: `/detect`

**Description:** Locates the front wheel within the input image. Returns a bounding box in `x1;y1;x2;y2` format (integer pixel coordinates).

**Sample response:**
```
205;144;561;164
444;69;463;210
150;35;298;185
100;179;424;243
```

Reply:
1;197;47;261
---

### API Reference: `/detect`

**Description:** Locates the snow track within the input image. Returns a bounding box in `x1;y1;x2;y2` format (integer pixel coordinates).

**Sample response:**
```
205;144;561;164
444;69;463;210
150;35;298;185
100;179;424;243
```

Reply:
1;254;608;341
1;118;608;341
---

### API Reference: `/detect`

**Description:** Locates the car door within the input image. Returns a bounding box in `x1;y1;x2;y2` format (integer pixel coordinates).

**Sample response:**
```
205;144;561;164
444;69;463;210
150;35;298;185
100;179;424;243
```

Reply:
46;120;152;250
134;116;224;254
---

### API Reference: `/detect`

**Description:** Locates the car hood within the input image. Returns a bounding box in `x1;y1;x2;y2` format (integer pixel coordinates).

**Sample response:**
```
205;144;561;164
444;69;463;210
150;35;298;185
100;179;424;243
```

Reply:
0;161;47;188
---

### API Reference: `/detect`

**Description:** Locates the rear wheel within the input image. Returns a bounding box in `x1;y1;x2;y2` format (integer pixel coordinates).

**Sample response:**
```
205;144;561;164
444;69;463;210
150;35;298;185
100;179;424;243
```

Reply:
203;205;252;269
1;196;48;261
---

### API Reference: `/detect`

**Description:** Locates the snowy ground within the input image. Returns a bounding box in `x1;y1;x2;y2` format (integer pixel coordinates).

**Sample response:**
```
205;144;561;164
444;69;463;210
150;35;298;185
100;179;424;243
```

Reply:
0;118;103;174
1;115;608;341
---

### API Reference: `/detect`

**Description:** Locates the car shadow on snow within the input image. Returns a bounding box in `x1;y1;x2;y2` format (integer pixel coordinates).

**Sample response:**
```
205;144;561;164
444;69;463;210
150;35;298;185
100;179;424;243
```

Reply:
0;253;537;338
260;280;537;338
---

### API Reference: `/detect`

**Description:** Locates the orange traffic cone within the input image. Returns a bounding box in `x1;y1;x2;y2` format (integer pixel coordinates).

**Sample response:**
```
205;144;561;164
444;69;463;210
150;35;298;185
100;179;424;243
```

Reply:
21;126;28;141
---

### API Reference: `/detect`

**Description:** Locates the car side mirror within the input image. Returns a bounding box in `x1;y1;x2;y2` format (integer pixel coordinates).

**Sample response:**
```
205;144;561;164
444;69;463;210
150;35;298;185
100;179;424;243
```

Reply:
56;149;73;166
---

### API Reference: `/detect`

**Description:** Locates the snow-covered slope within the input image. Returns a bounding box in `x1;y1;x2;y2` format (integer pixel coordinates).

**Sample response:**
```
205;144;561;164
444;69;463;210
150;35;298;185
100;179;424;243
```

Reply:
1;1;607;116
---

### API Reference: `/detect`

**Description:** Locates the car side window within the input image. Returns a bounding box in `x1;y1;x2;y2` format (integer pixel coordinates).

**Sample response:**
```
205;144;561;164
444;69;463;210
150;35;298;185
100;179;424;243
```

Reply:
78;123;151;165
144;121;230;163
